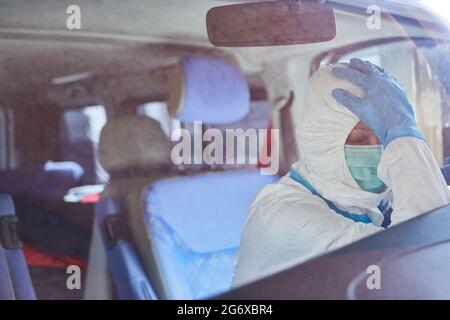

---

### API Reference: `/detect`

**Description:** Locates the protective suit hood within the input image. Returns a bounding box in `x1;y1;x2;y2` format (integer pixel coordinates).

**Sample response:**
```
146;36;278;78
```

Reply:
294;64;388;219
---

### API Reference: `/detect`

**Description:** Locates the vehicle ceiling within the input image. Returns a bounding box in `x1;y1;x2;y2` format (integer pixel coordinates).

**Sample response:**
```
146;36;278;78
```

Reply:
0;0;448;108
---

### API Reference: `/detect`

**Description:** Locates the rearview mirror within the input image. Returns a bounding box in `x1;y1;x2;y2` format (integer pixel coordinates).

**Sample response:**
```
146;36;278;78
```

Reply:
206;0;336;47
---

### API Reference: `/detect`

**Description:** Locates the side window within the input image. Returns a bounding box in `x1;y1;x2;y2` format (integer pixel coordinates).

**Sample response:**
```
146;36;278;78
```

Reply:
137;100;271;169
137;101;180;137
418;42;450;163
60;105;108;184
334;40;448;164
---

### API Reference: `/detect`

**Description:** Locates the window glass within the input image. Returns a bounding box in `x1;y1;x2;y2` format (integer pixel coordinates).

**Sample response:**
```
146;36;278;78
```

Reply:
60;105;108;184
137;101;180;137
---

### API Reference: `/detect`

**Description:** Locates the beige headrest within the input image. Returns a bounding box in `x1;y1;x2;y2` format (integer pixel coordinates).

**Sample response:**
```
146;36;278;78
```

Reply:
99;116;172;173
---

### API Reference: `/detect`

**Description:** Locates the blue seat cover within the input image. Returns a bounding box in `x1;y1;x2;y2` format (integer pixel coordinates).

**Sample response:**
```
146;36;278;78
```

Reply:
144;170;277;299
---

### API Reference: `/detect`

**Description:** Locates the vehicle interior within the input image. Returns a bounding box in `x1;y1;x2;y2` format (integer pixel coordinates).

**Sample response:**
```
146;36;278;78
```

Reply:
1;0;450;300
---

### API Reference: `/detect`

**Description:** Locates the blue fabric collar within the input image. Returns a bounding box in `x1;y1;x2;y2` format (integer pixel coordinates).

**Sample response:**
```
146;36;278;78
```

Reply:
289;168;372;224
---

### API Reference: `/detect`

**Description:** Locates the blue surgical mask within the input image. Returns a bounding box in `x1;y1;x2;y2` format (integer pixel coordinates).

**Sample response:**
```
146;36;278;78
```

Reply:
344;144;386;194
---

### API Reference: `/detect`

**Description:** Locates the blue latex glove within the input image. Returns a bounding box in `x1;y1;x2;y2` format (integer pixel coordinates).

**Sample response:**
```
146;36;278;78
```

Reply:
332;58;424;147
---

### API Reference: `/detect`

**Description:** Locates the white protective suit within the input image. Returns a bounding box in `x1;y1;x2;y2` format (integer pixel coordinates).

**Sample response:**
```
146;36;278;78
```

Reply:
232;64;450;287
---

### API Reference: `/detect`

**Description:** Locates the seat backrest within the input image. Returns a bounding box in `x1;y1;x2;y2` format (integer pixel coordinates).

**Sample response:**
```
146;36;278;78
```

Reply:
144;170;277;299
90;116;172;299
0;194;35;300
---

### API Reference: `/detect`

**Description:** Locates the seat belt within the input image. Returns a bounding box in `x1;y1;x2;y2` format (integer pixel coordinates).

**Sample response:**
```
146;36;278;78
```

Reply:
289;168;373;224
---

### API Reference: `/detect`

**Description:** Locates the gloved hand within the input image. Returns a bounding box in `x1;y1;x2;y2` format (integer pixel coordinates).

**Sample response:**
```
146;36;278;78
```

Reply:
332;58;424;147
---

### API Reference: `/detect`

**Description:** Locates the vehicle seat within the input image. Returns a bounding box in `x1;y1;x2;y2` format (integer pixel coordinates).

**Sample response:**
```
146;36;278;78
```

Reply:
101;56;276;300
91;55;278;300
98;115;277;299
93;115;170;300
0;194;35;300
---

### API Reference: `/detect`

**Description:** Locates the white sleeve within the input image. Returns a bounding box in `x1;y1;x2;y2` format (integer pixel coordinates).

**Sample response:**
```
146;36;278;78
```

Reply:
378;137;450;225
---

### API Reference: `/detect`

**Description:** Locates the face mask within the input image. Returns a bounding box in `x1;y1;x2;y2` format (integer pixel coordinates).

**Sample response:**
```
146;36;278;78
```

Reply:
344;144;386;194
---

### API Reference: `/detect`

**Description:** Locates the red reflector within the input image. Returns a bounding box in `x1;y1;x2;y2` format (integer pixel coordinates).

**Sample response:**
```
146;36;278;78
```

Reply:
23;243;87;269
80;193;100;204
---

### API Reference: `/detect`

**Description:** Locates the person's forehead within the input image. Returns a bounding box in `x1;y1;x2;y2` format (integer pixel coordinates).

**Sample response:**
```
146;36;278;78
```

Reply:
353;121;372;131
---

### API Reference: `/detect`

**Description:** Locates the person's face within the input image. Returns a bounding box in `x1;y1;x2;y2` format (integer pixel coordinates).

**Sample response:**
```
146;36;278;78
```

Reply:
346;121;381;145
